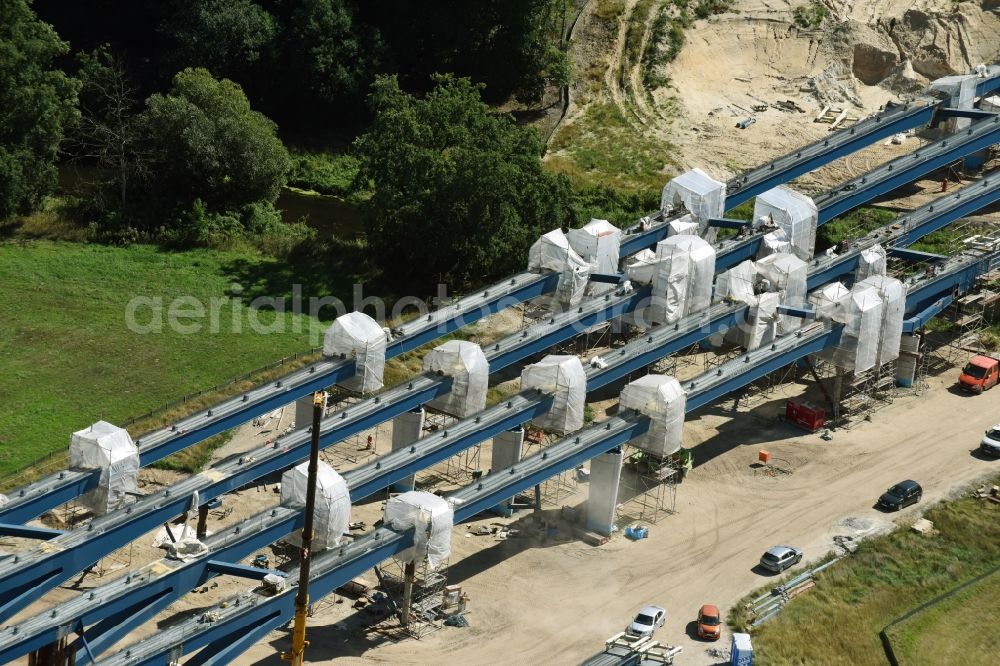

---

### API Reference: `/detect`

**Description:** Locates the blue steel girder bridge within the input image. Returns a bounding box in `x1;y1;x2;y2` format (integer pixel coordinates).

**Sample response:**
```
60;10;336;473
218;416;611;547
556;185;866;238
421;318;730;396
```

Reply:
1;72;999;664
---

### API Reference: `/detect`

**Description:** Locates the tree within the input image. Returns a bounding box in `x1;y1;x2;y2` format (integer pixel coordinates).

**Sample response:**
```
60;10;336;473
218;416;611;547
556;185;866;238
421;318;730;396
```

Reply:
0;0;79;221
72;47;144;213
136;68;290;217
355;74;574;289
160;0;276;82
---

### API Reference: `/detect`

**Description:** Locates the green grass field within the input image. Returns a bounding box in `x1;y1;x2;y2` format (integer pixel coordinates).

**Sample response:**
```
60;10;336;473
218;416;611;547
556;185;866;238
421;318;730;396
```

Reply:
0;240;324;477
887;569;1000;665
731;478;1000;665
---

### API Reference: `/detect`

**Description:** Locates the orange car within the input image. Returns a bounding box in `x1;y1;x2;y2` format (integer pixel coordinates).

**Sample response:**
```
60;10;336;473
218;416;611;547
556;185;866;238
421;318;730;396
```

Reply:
697;604;722;641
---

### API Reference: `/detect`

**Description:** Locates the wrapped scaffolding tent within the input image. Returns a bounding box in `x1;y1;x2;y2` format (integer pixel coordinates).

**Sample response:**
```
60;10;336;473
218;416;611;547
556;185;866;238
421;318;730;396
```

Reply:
820;284;884;373
619;375;686;457
69;421;140;516
756;253;808;334
667;213;700;236
753;186;817;260
625;248;658;285
567;219;621;275
324;312;387;393
384;491;453;569
660;168;726;240
422;340;489;418
715;260;757;305
281;460;351;551
737;292;780;351
809;282;851;320
859;275;907;366
760;228;791;257
521;355;587;434
528;229;591;306
856;244;887;282
649;235;716;325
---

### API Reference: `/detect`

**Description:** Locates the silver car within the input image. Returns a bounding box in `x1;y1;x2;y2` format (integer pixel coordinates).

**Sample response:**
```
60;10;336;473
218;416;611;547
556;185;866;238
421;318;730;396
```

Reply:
759;546;803;573
981;425;1000;457
626;605;666;637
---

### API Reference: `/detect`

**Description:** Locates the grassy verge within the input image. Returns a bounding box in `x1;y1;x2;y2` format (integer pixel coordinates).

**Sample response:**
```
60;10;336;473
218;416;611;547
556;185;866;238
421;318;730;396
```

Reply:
0;240;330;478
886;568;1000;665
286;148;367;202
547;101;677;195
730;475;1000;665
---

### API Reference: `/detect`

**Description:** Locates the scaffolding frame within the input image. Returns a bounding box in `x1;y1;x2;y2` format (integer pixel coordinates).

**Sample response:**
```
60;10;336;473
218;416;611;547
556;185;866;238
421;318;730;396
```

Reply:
615;447;679;526
836;360;897;429
378;555;450;639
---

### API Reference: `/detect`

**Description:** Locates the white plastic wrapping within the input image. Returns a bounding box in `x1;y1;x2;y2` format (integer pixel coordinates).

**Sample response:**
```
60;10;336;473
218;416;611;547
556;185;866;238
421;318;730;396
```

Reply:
860;275;907;366
69;421;139;516
650;235;716;324
808;282;851;321
667;213;700;236
753;186;817;260
384;491;453;569
0;494;7;507
323;312;386;393
625;248;658;285
281;460;351;551
422;340;488;418
527;229;591;306
756;253;808;334
741;292;780;351
856;244;887;282
521;354;587;434
822;285;884;373
661;169;726;232
567;219;621;275
760;228;791;257
715;260;757;305
619;375;686;457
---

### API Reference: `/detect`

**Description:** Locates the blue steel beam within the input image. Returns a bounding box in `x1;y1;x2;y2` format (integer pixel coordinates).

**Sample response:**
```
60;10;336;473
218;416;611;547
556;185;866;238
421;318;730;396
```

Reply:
903;296;953;333
709;218;752;229
0;524;62;540
976;69;1000;98
938;108;998;121
204;560;286;580
726;102;937;208
892;176;1000;247
889;247;948;262
590;272;626;284
816;115;1000;222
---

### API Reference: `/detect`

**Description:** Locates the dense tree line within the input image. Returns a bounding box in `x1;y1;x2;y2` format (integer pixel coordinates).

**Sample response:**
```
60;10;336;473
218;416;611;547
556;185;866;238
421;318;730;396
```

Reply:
2;0;594;291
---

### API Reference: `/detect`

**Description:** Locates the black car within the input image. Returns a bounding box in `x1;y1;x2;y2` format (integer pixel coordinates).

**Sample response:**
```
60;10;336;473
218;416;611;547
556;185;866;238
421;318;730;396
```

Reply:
878;480;922;511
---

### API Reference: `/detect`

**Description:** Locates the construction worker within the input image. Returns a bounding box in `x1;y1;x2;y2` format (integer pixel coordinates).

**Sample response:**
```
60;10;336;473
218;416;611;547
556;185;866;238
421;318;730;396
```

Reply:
366;434;375;452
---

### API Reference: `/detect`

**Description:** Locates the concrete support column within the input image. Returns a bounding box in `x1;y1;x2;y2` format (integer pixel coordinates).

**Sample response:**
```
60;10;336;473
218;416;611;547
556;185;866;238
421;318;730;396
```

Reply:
586;448;624;537
391;407;425;492
489;427;524;516
294;395;314;432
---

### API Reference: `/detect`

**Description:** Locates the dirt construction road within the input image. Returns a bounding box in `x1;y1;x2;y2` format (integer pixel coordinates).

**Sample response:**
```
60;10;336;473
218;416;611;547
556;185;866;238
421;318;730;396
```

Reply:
240;365;1000;666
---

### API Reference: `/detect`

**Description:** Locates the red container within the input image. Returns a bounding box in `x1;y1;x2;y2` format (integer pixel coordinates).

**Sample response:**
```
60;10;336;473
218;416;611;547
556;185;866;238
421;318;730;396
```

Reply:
786;399;826;432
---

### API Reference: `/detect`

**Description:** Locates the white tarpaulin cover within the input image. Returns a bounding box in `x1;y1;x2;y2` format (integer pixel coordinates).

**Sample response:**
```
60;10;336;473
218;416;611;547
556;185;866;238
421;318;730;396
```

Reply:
650;235;716;324
0;494;6;507
860;275;907;366
323;312;386;393
281;460;351;551
856;244;887;282
822;284;884;372
625;248;657;285
619;375;686;456
808;282;850;320
760;229;791;257
528;229;591;306
756;253;808;334
753;186;817;260
930;74;978;131
739;292;780;351
667;213;700;237
69;421;139;516
521;354;587;434
567;219;621;275
422;340;488;418
715;260;757;305
982;95;1000;114
661;169;726;233
384;491;453;569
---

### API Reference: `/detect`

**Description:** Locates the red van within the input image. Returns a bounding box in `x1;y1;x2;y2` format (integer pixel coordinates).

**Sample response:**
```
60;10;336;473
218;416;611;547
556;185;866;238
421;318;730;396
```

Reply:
959;355;1000;392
